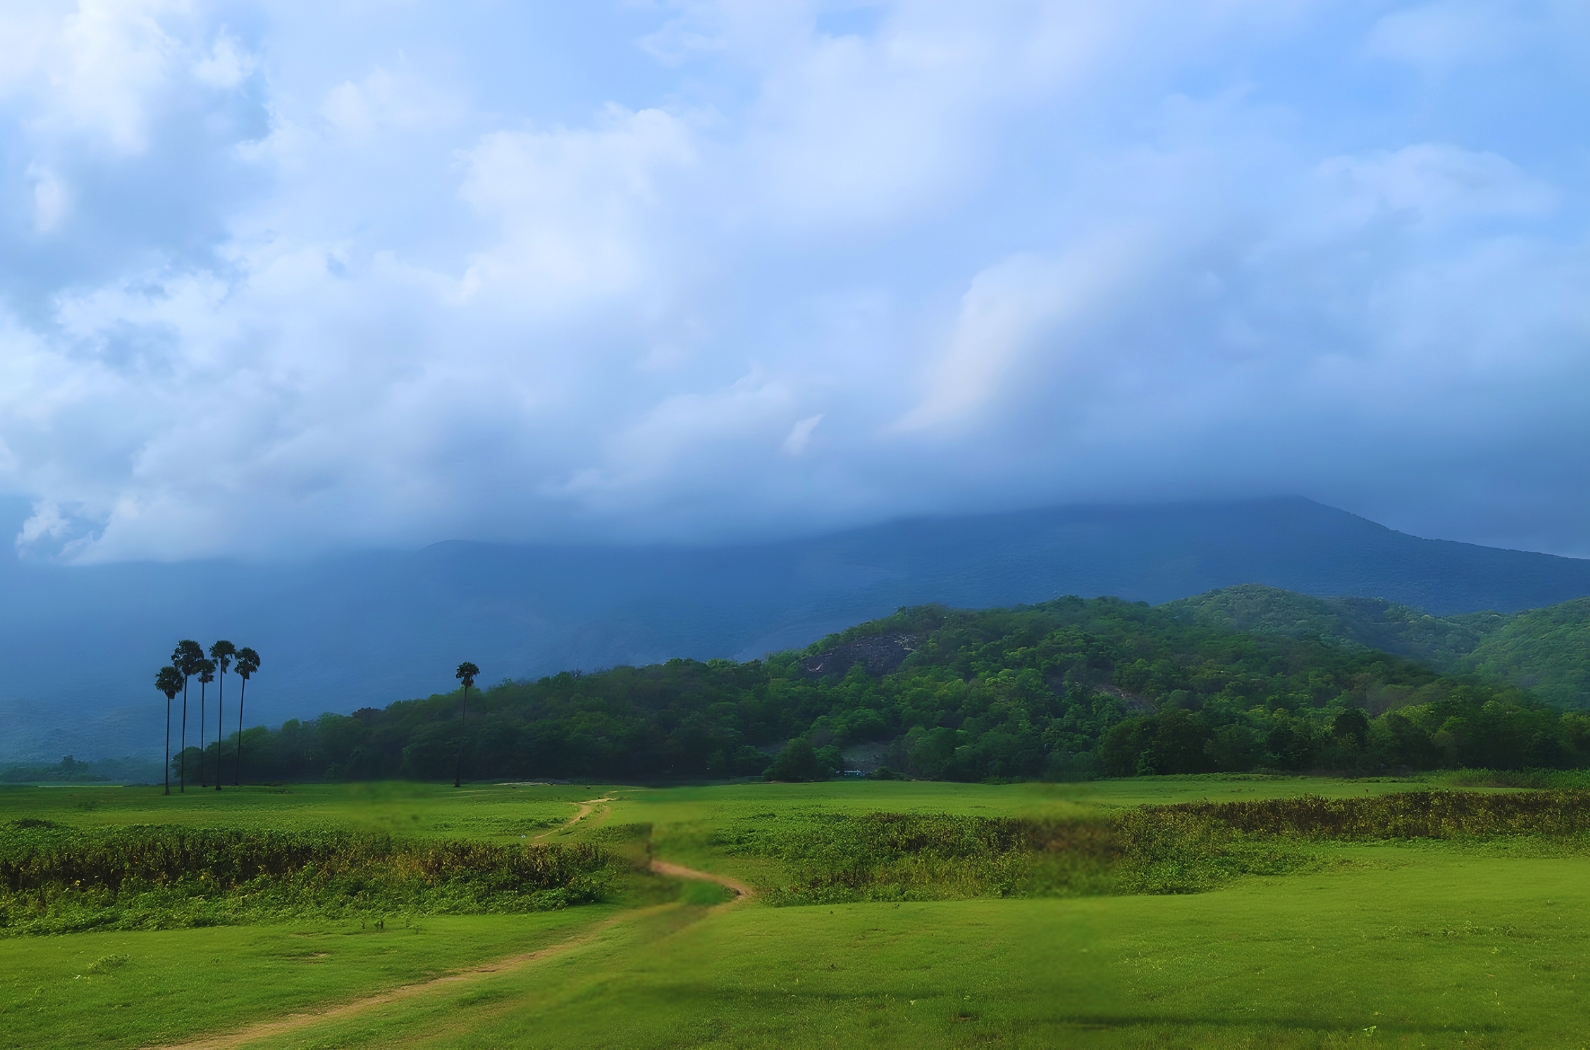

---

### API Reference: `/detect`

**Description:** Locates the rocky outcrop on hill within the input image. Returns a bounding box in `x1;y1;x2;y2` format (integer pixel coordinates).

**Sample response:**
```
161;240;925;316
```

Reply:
799;633;919;678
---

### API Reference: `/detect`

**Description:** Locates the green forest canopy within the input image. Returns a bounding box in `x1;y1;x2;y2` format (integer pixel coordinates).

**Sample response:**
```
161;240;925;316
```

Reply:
210;592;1590;783
1167;584;1590;708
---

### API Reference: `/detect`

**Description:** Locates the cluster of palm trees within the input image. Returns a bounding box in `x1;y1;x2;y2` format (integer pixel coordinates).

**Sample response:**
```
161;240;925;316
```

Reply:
154;641;261;795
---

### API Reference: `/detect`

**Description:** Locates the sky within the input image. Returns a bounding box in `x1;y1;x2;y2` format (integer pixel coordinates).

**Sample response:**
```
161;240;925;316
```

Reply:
0;0;1587;563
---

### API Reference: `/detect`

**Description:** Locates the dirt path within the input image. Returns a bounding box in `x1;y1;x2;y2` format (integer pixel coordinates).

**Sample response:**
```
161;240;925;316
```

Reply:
147;911;635;1050
149;805;748;1050
651;859;756;901
534;796;613;841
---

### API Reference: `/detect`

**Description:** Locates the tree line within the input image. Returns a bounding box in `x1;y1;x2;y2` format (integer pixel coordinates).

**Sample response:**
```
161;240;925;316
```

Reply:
154;641;259;794
199;598;1590;784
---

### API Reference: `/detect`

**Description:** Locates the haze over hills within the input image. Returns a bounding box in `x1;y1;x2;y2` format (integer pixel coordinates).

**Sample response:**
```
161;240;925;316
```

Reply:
5;495;1590;764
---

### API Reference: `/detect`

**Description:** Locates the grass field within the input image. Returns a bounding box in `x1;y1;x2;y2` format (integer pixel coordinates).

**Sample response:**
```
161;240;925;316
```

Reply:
5;775;1590;1048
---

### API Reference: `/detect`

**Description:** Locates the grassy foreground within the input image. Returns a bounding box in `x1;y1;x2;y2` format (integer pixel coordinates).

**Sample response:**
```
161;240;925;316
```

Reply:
5;776;1590;1048
254;851;1590;1049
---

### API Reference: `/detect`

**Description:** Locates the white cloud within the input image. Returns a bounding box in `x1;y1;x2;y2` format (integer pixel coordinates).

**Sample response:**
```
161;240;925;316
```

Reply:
1;0;1589;561
29;166;70;233
192;29;253;88
1365;1;1533;70
458;106;697;309
49;0;185;153
896;240;1144;432
1317;144;1556;228
318;67;461;138
782;414;823;456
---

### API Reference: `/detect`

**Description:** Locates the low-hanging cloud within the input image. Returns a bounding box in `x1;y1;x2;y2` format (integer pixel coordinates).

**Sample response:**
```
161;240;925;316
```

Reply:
1;0;1587;562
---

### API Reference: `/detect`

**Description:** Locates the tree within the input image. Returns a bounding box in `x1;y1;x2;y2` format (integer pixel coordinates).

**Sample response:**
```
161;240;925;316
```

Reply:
232;647;261;786
155;666;183;796
766;738;824;782
454;661;480;788
1332;708;1370;748
195;658;216;787
173;640;204;792
209;641;236;791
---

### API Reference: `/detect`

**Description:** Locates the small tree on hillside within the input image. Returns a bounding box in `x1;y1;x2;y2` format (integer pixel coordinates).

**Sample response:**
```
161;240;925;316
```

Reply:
209;641;235;791
454;661;480;788
156;666;183;796
232;647;260;786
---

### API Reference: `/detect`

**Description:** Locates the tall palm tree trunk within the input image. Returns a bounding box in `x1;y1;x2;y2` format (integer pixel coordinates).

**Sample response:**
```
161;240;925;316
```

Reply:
180;682;188;793
215;671;224;791
164;697;172;796
199;680;207;788
454;685;468;788
235;677;246;786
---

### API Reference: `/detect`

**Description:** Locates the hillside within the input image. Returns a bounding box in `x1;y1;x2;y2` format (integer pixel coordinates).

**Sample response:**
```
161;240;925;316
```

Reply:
207;598;1589;784
7;495;1590;764
1167;586;1590;708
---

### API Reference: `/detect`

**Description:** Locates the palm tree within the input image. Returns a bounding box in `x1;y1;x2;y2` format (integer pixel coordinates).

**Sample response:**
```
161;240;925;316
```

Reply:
156;667;183;796
209;641;235;791
454;661;479;788
173;640;204;793
233;647;260;786
195;658;216;787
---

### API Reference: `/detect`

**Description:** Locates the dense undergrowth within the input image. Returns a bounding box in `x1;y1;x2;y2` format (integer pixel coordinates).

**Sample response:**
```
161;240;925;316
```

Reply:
720;790;1590;904
0;820;620;936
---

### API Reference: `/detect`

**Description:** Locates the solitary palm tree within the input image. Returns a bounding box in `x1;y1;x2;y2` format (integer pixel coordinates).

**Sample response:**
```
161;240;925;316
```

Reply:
210;641;235;791
173;640;204;792
156;666;183;796
233;647;260;786
454;661;480;788
196;658;216;787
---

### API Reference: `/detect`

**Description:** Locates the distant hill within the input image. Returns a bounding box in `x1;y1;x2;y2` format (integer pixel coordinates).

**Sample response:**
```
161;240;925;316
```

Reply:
1167;586;1590;708
184;598;1584;785
4;495;1590;763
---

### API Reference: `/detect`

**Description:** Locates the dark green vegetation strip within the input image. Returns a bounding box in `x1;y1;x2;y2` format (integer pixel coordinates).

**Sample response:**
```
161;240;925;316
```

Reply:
192;597;1590;785
1144;788;1590;838
721;790;1590;905
0;821;621;936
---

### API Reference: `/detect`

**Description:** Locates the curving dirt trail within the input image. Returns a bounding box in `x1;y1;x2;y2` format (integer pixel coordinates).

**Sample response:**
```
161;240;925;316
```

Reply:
534;796;613;841
148;798;749;1050
148;912;633;1050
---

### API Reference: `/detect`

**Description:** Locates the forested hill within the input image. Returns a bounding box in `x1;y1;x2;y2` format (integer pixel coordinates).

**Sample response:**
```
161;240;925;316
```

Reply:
1166;585;1590;709
213;597;1590;784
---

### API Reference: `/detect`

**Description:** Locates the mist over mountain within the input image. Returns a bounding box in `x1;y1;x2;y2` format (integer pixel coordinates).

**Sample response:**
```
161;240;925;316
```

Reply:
4;495;1590;764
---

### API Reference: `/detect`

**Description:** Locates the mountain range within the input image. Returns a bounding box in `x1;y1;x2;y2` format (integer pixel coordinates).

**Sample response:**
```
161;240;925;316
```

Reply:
4;495;1590;764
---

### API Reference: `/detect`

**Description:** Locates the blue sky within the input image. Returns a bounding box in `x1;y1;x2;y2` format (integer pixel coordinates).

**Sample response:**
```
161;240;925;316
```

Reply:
1;0;1587;562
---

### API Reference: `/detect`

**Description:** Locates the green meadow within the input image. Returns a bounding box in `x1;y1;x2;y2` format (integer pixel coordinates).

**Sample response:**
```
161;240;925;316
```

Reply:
5;776;1590;1048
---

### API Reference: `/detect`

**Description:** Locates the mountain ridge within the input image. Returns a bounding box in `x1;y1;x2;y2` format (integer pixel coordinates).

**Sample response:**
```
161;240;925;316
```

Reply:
5;495;1590;762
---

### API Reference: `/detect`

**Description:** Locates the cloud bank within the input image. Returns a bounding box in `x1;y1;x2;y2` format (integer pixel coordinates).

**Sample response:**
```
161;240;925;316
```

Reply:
1;0;1587;561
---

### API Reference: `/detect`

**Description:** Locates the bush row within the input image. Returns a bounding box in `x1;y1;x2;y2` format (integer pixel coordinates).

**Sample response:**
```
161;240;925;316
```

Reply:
0;821;619;936
724;790;1590;904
